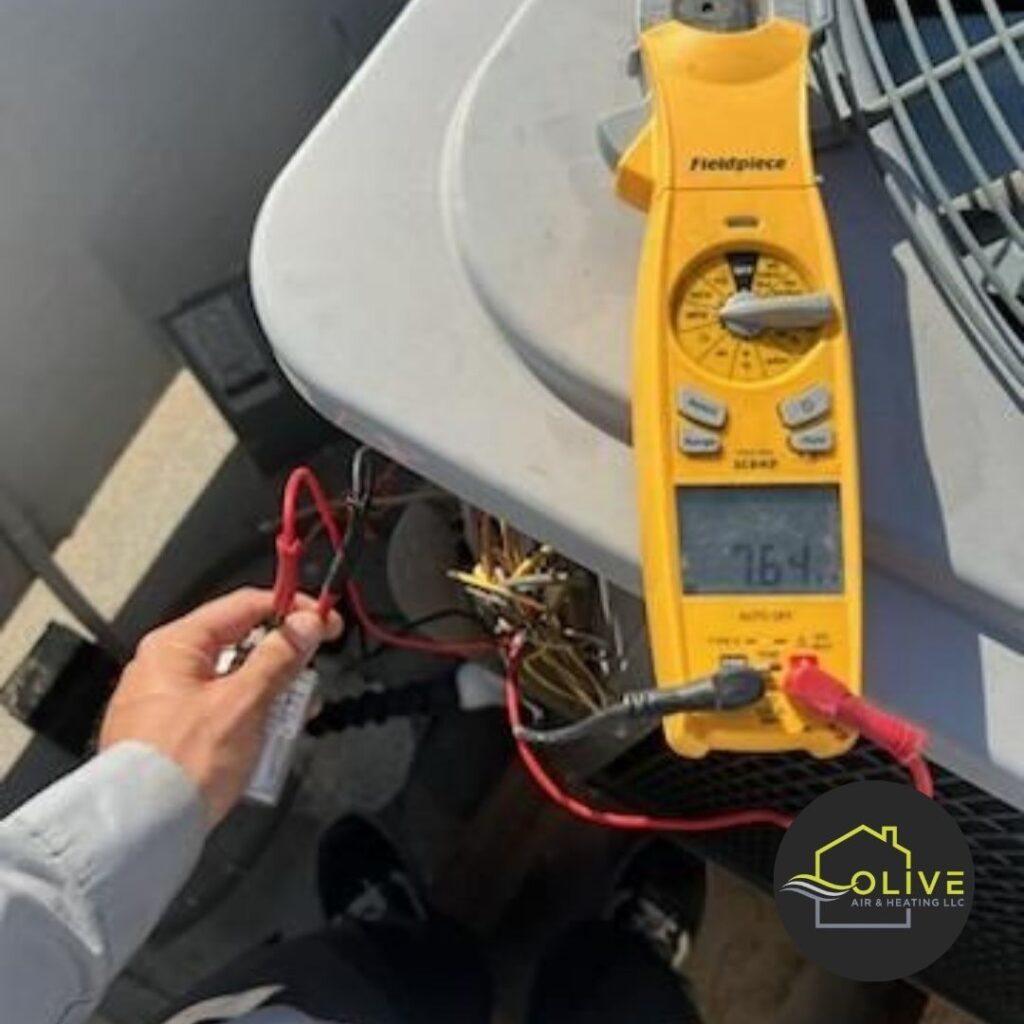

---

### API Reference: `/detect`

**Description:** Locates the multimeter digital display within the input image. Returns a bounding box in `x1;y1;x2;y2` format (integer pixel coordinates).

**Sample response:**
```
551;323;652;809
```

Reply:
678;485;843;595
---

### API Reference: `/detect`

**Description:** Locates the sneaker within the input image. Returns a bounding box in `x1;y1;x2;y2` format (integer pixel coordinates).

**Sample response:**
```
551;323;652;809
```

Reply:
317;815;426;926
605;838;706;973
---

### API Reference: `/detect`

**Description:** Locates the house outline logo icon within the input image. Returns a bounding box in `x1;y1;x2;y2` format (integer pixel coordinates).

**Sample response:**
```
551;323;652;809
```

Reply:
779;824;913;930
773;782;974;981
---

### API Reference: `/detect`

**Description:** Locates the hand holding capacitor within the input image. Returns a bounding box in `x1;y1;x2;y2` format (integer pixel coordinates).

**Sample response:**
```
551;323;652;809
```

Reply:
100;588;342;827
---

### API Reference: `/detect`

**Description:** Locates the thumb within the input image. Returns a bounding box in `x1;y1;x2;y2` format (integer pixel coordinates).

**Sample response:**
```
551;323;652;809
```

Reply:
231;610;325;703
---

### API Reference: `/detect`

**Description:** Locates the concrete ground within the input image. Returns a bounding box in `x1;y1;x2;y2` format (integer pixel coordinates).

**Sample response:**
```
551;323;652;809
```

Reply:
0;371;237;766
689;868;977;1024
0;370;979;1024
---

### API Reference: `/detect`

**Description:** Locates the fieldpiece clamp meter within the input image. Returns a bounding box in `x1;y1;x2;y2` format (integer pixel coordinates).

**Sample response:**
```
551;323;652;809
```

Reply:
618;7;861;758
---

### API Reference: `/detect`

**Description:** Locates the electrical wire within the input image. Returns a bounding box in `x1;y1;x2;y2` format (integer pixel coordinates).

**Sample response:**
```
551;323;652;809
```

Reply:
503;637;795;832
452;514;613;716
907;756;935;799
369;606;488;634
505;643;937;831
274;461;501;664
269;462;935;835
274;467;346;620
514;667;767;747
514;701;636;747
522;647;602;711
317;448;375;610
281;467;344;552
783;660;936;800
338;608;494;673
345;579;498;660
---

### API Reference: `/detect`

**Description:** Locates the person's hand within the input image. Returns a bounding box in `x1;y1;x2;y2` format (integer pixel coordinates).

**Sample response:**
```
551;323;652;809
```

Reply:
100;588;343;826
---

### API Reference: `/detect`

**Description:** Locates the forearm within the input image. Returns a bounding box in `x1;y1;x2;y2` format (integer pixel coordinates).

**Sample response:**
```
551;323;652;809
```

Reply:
0;743;206;1024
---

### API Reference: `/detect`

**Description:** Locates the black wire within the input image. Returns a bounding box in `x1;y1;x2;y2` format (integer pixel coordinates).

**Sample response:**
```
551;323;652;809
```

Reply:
515;703;634;746
400;607;487;630
319;448;375;602
515;669;767;746
336;606;490;673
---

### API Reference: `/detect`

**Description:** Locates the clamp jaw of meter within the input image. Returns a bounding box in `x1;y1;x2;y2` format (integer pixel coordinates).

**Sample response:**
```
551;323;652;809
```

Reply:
617;14;862;758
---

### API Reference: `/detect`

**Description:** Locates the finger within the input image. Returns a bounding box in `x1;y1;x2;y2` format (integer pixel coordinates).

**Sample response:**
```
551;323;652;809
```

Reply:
322;608;344;642
229;609;326;703
156;587;274;656
156;589;325;660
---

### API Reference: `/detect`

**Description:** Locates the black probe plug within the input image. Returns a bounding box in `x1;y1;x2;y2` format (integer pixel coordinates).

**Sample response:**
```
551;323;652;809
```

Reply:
514;667;767;747
625;666;766;716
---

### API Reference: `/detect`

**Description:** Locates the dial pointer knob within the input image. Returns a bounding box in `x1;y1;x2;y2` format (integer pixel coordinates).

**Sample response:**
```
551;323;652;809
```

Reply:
720;291;836;338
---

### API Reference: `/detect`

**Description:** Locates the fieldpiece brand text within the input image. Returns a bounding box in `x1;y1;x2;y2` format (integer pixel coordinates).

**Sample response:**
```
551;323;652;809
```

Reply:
690;155;788;172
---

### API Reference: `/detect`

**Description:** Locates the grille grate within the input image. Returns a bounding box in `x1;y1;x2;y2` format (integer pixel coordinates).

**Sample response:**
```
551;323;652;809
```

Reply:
593;738;1024;1021
830;0;1024;401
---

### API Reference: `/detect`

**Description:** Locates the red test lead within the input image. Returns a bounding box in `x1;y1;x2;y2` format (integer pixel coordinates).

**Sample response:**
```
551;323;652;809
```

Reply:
783;658;935;799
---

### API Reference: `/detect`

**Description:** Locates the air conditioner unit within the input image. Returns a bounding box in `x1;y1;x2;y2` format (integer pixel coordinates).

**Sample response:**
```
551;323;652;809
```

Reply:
251;1;1024;1017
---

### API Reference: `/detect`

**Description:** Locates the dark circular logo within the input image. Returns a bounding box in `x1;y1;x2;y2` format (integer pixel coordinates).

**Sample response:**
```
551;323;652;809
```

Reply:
774;781;973;981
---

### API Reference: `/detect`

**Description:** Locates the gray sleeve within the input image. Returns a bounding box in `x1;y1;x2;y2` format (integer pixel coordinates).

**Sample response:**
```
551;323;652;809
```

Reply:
0;742;207;1024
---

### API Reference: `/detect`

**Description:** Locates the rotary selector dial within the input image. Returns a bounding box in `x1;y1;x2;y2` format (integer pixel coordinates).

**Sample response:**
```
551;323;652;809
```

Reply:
672;250;834;382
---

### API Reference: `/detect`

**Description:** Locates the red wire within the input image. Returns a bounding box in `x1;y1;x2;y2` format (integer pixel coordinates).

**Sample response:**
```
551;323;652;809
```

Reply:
503;647;936;830
503;641;794;832
271;465;932;827
345;579;499;659
273;465;496;656
784;662;936;801
282;467;344;551
275;467;347;619
906;756;935;799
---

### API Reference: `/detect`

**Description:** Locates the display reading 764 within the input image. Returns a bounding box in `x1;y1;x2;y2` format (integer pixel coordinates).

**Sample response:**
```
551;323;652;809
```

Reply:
678;485;844;596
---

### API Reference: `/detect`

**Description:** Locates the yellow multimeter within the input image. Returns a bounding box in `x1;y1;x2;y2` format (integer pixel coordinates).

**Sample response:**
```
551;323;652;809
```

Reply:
618;16;862;758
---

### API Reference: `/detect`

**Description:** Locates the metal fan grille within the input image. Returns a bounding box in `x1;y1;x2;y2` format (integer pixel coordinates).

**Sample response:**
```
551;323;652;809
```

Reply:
832;0;1024;399
592;737;1024;1022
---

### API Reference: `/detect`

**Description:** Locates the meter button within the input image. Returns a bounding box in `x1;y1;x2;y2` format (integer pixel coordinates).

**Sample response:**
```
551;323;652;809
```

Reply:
780;385;831;428
790;425;835;454
680;427;722;456
678;388;728;429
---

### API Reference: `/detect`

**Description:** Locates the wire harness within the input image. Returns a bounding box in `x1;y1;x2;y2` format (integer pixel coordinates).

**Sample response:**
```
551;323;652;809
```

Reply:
503;635;796;832
269;459;935;837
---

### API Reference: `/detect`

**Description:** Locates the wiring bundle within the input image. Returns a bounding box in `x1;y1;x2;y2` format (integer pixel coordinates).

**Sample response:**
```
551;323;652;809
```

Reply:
269;458;935;836
449;517;616;715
